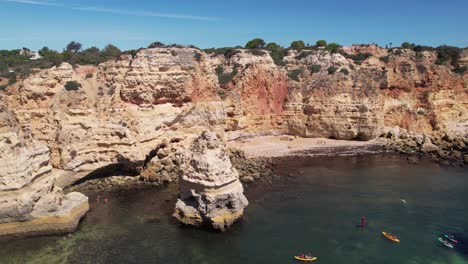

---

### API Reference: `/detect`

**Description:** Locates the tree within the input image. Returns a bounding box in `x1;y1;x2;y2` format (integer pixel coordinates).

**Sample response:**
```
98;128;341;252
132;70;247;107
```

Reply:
74;47;101;65
401;42;414;49
266;42;282;51
245;38;266;49
101;44;121;60
289;40;306;51
326;43;341;53
148;42;165;48
66;41;82;54
316;40;327;47
38;47;63;67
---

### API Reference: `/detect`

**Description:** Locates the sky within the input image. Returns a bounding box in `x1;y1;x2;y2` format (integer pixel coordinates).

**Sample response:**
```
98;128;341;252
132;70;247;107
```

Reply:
0;0;467;51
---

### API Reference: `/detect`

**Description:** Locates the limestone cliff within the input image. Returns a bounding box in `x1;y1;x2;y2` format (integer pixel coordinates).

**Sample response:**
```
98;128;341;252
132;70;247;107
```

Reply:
0;97;88;238
0;44;466;237
173;131;248;231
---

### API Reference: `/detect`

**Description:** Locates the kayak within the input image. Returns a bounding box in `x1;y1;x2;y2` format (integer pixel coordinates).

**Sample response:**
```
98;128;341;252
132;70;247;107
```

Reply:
438;237;454;249
382;232;400;243
445;234;459;243
294;256;318;262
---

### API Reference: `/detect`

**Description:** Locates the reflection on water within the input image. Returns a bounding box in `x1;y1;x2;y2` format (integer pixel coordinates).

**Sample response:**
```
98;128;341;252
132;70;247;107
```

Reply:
0;154;467;264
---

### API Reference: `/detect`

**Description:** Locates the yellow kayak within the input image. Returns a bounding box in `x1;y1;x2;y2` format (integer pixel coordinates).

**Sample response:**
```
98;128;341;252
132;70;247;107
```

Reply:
294;256;318;262
382;231;400;243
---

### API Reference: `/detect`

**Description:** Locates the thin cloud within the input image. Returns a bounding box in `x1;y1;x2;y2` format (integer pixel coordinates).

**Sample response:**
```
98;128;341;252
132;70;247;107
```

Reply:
72;6;220;21
2;0;220;21
4;0;61;6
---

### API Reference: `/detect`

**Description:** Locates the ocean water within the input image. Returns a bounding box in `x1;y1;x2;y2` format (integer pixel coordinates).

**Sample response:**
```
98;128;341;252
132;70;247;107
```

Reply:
1;154;467;264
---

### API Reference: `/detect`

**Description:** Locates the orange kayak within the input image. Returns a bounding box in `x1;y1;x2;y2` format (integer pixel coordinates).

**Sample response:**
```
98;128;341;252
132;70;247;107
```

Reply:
382;231;400;243
294;256;318;262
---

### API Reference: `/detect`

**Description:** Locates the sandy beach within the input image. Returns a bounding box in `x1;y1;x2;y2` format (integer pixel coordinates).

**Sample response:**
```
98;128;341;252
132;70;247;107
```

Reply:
226;135;385;158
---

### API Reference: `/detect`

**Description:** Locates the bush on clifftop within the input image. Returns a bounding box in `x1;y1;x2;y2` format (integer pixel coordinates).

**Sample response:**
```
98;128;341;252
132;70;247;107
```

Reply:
64;81;82;91
316;40;327;47
245;38;266;49
326;43;341;53
289;40;306;51
327;66;337;74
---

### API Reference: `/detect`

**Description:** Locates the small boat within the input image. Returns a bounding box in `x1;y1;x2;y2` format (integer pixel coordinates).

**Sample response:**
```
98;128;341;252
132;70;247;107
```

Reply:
294;255;318;262
382;231;400;243
445;234;459;243
438;237;454;249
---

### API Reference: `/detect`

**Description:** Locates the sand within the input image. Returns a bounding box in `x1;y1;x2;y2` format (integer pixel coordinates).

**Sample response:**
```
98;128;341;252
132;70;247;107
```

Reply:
226;136;385;158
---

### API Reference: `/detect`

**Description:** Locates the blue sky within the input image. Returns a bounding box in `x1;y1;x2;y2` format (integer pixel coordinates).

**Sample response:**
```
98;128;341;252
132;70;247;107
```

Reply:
0;0;467;51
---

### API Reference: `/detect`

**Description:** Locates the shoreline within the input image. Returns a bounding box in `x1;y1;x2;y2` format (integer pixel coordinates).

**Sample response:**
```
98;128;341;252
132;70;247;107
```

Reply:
0;202;89;241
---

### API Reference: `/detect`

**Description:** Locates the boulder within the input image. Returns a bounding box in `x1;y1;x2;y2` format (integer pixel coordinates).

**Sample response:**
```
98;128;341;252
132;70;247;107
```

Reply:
421;141;439;153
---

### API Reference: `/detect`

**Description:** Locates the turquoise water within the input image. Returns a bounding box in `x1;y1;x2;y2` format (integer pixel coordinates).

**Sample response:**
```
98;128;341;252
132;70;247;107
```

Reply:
1;154;467;264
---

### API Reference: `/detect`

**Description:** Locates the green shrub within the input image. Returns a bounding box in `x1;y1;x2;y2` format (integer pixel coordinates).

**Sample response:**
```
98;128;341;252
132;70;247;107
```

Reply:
309;64;321;73
379;56;390;63
346;52;372;64
295;51;312;60
148;42;165;48
401;42;414;49
245;38;266;49
8;76;17;85
249;49;266;56
435;45;462;67
101;44;121;61
0;85;6;90
216;65;238;85
203;47;240;59
316;40;327;47
64;81;82;91
85;73;93;79
193;52;202;62
340;68;349;75
289;40;306;51
287;69;303;82
416;64;427;74
453;66;466;75
327;66;337;74
266;42;282;51
270;49;287;66
326;43;341;53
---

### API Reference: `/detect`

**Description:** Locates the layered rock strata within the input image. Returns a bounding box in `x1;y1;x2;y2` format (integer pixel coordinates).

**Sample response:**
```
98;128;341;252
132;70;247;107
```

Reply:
0;105;88;239
173;132;248;231
0;44;467;237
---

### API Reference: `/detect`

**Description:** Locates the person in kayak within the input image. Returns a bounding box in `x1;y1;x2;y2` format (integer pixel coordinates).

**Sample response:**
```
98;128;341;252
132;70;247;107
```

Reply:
361;216;367;226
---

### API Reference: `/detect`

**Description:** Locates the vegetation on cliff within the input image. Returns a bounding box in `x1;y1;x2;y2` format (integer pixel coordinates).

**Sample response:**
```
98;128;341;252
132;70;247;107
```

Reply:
0;38;466;91
0;41;122;87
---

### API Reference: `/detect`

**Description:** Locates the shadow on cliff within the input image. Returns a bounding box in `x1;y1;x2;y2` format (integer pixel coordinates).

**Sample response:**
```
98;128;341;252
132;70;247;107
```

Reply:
72;156;141;186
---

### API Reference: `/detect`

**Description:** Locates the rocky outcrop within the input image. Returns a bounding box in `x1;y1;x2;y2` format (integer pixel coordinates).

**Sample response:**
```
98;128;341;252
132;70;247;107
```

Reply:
173;132;248;231
0;103;88;239
384;128;468;165
228;148;274;183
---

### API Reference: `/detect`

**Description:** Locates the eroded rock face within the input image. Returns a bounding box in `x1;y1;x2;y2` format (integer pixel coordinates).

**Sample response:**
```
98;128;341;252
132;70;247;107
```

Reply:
0;105;88;238
173;131;248;231
0;45;466;236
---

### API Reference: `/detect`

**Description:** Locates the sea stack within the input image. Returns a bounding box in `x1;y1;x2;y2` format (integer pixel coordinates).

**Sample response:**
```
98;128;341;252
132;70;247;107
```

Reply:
173;131;248;231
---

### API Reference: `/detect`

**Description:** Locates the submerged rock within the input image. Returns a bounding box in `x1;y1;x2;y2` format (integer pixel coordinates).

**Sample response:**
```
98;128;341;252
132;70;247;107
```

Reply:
173;131;248;231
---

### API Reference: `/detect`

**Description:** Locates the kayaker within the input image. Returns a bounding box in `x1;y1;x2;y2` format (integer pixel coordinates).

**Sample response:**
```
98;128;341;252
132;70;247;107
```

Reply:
361;216;367;225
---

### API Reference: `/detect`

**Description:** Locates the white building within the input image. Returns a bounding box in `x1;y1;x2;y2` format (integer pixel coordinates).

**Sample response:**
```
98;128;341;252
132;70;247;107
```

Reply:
19;48;42;60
